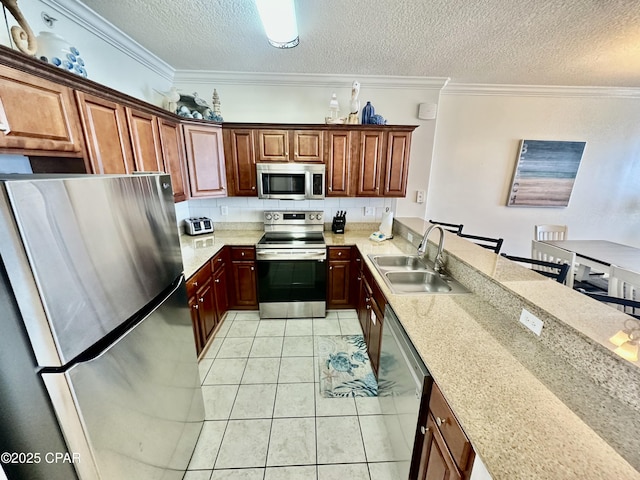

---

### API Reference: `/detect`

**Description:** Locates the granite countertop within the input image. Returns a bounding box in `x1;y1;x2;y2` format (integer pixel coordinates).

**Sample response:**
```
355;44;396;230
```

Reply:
179;224;640;479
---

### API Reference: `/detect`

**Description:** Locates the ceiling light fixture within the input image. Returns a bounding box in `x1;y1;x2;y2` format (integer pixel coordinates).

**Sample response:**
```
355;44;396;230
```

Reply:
255;0;299;49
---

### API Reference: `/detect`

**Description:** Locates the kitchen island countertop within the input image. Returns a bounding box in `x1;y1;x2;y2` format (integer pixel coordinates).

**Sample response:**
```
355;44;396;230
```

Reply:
179;224;640;480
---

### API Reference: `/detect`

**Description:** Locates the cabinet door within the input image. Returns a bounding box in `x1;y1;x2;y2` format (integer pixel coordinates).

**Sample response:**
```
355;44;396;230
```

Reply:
197;279;217;344
256;129;289;161
292;130;323;163
125;107;163;172
158;117;189;202
326;130;353;196
224;128;257;195
0;65;84;154
356;130;385;196
358;276;372;340
231;261;258;308
212;264;229;321
183;123;227;198
418;415;463;480
188;296;204;355
383;131;412;196
328;260;351;308
75;91;135;174
367;296;384;376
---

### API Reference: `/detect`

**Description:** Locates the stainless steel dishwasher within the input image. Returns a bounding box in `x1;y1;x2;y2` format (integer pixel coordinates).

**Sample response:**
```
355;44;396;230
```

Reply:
378;306;431;480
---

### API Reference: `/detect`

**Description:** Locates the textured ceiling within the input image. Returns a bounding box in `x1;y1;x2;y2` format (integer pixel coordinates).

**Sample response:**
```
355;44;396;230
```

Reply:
79;0;640;87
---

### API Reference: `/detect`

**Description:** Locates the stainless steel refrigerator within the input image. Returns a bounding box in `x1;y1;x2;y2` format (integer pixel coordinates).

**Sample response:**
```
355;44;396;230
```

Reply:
0;173;204;480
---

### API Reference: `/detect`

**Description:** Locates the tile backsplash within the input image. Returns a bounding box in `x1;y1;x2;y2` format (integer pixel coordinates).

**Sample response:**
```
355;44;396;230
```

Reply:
176;197;396;227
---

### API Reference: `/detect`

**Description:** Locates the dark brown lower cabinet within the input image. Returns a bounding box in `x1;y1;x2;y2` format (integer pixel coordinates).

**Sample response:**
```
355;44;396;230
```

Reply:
186;249;230;355
229;247;258;309
417;384;475;480
327;247;352;308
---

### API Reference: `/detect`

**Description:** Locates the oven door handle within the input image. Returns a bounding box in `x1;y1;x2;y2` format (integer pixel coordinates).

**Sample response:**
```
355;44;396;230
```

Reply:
256;250;327;261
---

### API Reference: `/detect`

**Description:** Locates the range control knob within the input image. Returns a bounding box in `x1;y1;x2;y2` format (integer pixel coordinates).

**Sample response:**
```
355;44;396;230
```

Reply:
273;213;280;220
265;213;273;221
309;213;315;220
316;213;323;220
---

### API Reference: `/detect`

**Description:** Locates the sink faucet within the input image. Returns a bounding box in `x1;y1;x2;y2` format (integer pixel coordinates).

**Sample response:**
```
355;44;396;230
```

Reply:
417;224;445;273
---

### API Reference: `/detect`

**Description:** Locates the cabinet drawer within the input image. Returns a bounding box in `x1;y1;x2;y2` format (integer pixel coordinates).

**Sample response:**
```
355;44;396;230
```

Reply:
186;261;212;296
328;246;352;260
212;249;227;271
429;384;472;471
230;246;256;261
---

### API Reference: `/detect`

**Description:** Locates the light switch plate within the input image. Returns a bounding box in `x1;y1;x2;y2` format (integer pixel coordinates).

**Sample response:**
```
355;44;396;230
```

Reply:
519;308;543;336
364;207;375;216
220;206;228;216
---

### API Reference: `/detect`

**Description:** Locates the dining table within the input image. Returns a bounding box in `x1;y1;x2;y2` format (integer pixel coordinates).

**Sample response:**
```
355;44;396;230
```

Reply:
541;239;640;280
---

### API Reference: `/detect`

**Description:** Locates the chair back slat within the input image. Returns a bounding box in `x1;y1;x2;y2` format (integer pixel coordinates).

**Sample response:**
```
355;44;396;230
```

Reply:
535;224;568;241
531;240;575;288
429;220;463;234
608;265;640;317
458;232;503;254
501;253;570;284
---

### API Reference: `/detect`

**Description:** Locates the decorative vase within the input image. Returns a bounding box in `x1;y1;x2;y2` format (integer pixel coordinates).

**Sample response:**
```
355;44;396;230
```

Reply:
361;101;374;124
36;31;87;78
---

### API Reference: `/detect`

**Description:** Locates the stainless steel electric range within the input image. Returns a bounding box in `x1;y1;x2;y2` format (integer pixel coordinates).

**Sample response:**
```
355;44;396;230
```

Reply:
255;210;327;318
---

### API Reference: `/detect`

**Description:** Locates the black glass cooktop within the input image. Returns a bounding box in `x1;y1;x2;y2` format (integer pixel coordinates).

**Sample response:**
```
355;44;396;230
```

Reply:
257;232;325;246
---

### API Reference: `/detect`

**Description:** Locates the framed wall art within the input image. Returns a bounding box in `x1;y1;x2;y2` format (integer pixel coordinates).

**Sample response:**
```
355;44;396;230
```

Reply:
507;139;586;207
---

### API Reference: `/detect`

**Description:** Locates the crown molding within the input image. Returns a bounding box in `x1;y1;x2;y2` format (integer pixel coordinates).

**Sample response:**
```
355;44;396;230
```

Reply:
173;70;450;90
40;0;175;82
442;83;640;98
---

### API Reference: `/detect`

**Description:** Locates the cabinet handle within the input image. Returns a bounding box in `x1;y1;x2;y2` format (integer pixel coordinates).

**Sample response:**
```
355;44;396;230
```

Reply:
218;258;222;262
198;297;204;303
436;417;448;427
329;266;333;270
366;304;371;310
252;186;256;190
420;426;430;434
192;281;198;287
193;304;199;310
329;187;332;191
215;279;220;283
357;276;361;281
338;251;342;256
241;252;245;256
251;266;254;271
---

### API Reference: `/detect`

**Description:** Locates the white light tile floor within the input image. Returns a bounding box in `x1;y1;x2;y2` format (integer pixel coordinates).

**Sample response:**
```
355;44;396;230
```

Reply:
190;310;397;480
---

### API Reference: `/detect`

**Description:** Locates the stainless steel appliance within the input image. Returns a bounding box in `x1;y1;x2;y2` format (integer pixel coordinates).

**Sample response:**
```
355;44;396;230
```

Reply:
378;306;431;479
0;174;204;480
184;216;214;235
256;163;325;200
256;210;326;318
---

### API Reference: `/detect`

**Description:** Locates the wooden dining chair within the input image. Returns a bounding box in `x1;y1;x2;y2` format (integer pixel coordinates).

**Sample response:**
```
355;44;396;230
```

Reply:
428;219;464;234
607;265;640;317
534;224;568;241
531;240;576;288
458;232;504;254
501;253;571;284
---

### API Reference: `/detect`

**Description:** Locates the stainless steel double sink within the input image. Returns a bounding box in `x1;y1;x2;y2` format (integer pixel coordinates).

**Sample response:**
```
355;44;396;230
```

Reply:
368;254;470;295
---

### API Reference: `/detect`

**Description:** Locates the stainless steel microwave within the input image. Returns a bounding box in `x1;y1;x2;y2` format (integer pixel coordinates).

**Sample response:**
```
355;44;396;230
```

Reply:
256;163;325;200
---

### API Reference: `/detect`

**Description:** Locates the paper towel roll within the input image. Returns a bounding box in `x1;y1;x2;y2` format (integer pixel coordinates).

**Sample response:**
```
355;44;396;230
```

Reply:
379;208;393;237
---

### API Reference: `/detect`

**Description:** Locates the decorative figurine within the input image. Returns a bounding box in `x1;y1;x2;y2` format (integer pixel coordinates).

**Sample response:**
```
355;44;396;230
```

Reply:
325;93;344;123
1;0;37;55
347;80;360;124
209;89;223;121
361;101;375;124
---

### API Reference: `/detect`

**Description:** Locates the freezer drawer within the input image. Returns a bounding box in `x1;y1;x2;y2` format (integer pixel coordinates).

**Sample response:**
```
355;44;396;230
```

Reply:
42;280;204;480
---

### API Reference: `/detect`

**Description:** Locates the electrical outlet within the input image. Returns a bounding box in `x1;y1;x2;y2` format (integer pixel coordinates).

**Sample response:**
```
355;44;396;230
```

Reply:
519;308;543;336
416;190;426;204
364;207;375;216
220;205;228;216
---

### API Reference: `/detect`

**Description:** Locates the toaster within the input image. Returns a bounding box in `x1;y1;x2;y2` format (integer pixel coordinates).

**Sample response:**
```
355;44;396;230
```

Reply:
184;217;214;236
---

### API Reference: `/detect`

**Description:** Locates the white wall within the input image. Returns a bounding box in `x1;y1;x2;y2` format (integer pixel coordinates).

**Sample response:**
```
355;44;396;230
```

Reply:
0;0;172;104
173;73;443;221
427;89;640;256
